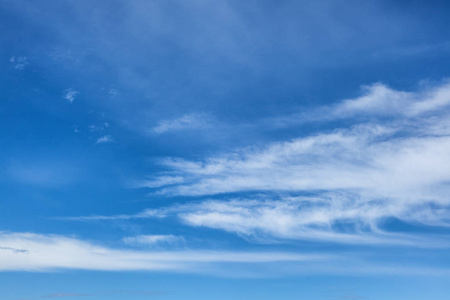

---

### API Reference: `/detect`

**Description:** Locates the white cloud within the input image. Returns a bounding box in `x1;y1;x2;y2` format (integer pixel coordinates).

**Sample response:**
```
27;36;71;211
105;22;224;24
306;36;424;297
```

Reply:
61;81;450;246
264;81;450;129
96;135;114;144
122;235;183;246
334;81;450;117
72;194;450;246
63;88;79;103
9;56;28;70
145;82;450;198
178;197;450;245
113;81;450;244
152;123;450;199
152;113;211;134
1;231;449;276
0;232;324;272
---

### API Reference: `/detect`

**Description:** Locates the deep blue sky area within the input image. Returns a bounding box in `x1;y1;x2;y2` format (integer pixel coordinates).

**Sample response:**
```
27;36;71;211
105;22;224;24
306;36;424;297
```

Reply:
2;1;450;299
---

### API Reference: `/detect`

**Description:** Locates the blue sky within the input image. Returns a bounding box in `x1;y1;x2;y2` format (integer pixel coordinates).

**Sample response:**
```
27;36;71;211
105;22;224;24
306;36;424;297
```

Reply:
2;0;450;299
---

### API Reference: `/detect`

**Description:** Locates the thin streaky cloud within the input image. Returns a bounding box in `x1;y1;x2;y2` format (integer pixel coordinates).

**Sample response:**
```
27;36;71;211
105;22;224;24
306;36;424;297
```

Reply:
122;234;184;246
261;81;450;129
63;194;450;247
144;82;450;199
0;232;327;273
1;232;449;277
131;176;184;188
152;113;212;134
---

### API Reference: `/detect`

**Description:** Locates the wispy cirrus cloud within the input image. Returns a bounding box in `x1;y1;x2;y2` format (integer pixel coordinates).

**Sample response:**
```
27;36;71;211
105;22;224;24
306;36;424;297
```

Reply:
144;82;450;198
64;194;450;246
0;232;325;273
152;113;212;134
263;80;450;129
153;122;450;198
113;81;450;245
131;176;184;189
335;81;450;117
2;231;450;277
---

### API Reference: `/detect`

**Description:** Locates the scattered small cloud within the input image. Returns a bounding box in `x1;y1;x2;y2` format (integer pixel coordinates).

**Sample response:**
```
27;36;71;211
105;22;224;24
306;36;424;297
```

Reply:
89;122;109;132
9;56;28;70
96;135;114;144
263;81;450;129
63;88;79;103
